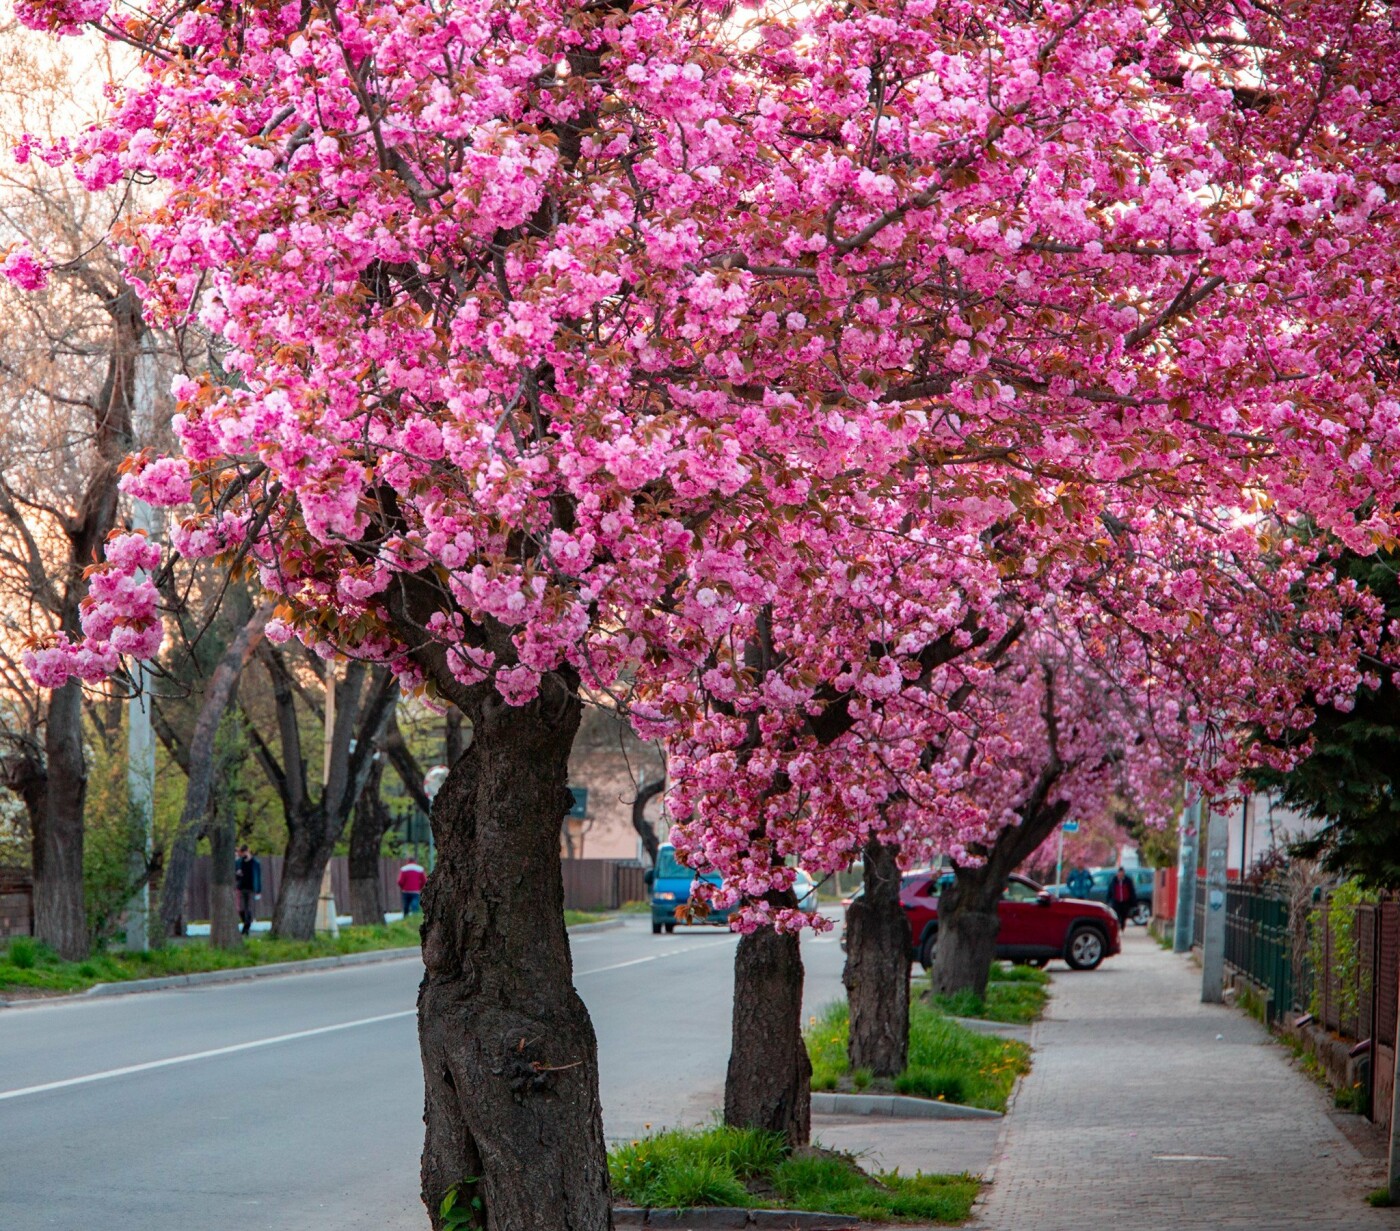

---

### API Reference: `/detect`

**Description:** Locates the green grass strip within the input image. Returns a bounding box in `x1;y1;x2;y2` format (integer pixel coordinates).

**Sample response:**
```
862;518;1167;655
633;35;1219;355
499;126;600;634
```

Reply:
2;911;607;995
807;998;1030;1111
608;1125;978;1223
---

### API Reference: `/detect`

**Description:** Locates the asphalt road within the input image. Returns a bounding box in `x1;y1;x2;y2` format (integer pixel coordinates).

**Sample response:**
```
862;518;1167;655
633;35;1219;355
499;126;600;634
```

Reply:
0;915;847;1230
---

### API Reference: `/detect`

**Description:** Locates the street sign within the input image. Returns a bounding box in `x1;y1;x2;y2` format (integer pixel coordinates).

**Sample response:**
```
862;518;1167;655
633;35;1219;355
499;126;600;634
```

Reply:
568;787;588;818
1062;819;1080;833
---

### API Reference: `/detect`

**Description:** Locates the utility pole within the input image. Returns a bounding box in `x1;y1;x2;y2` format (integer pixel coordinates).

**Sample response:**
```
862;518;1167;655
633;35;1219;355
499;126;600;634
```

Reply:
1173;791;1200;953
124;334;158;953
316;663;340;937
1200;800;1230;1003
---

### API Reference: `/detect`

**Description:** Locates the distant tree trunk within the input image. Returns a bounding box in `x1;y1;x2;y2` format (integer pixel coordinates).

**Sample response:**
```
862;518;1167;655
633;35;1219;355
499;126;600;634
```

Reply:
724;905;812;1148
631;776;664;865
157;603;271;943
349;758;391;925
208;802;241;950
844;837;909;1077
271;811;333;940
418;687;612;1231
34;680;88;960
929;870;1004;999
932;801;1069;998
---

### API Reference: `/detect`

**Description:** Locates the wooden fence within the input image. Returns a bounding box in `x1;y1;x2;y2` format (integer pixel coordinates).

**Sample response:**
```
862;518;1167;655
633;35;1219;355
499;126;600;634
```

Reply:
0;866;33;939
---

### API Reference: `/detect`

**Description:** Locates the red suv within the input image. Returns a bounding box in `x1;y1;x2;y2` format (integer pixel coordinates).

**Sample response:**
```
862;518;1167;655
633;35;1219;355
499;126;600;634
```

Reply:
899;871;1121;972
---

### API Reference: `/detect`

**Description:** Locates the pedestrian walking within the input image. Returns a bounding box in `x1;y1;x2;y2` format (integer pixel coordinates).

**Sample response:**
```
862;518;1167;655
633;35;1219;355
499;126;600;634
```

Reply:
234;844;262;936
398;855;426;917
1067;865;1094;898
1107;865;1138;927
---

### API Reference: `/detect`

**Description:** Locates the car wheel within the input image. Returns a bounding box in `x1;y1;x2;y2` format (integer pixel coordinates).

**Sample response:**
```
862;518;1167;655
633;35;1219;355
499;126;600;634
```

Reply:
1130;903;1151;927
1064;926;1106;971
918;929;937;971
664;923;676;934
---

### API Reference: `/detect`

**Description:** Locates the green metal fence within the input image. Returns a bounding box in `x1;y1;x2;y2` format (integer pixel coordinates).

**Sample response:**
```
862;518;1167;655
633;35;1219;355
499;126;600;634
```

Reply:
1223;884;1297;1023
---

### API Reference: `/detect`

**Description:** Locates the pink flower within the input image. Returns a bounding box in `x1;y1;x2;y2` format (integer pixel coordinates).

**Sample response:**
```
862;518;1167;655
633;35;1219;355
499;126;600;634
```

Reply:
1;245;48;291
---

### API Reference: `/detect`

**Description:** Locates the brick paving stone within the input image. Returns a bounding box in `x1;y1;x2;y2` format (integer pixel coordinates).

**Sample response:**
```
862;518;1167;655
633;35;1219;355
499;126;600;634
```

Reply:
973;930;1398;1231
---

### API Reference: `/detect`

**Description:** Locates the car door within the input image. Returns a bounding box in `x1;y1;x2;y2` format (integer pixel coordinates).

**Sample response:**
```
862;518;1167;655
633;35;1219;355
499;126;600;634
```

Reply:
995;877;1047;957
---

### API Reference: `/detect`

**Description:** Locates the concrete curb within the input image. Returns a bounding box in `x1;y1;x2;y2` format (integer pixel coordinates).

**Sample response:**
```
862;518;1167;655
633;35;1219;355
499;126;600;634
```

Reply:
978;989;1044;1190
614;1209;859;1228
0;917;625;1009
810;1092;1001;1120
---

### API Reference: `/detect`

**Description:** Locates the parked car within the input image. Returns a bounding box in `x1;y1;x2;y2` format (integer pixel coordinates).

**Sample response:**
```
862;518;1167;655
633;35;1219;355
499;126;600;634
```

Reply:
1050;867;1154;925
647;845;818;931
895;871;1121;971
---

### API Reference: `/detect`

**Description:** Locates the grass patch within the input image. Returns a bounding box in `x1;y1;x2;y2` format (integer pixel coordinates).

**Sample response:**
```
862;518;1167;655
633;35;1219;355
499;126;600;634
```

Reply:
1367;1186;1396;1208
1335;1082;1367;1114
932;981;1046;1025
617;900;652;914
1;912;604;995
929;964;1048;1024
806;1000;1030;1112
609;1125;978;1223
563;910;607;927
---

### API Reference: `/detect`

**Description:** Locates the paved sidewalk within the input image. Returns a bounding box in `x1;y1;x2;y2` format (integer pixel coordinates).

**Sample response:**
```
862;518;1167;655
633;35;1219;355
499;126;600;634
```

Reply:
975;931;1396;1231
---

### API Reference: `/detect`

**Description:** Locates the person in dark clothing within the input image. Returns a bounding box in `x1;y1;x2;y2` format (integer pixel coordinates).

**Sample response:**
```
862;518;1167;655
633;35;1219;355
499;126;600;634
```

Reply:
234;845;262;936
1107;866;1138;927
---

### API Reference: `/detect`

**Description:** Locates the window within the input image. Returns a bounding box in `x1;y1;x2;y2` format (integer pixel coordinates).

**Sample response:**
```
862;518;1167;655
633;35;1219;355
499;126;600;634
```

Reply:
654;849;696;881
1002;879;1041;902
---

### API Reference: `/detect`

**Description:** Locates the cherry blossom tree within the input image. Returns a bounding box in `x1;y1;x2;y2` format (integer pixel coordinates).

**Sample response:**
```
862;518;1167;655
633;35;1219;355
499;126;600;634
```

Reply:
18;0;1400;1224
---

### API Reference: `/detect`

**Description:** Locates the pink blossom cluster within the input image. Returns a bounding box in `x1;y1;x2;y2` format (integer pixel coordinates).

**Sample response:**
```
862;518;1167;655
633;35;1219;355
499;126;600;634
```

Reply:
1;244;47;292
20;0;1400;929
21;533;162;689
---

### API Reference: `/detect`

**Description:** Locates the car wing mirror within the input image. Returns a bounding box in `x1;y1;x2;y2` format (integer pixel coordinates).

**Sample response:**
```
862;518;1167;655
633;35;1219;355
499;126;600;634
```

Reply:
644;869;655;889
1036;890;1053;905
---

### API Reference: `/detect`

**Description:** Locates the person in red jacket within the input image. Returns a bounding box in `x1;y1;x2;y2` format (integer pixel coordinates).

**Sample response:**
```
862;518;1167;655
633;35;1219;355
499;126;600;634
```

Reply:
1107;866;1138;927
398;856;426;917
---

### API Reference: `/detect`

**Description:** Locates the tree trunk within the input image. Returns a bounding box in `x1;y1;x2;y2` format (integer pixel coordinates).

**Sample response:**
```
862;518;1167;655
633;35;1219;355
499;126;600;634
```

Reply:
929;869;1003;999
209;804;241;950
631;777;664;865
418;691;611;1231
724;918;812;1147
271;814;333;940
843;838;909;1077
349;759;390;925
33;680;88;960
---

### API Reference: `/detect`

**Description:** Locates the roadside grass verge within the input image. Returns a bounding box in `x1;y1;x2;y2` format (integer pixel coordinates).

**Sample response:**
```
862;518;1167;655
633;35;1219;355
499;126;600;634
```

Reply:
608;1124;979;1222
806;999;1030;1111
2;911;606;995
930;964;1049;1024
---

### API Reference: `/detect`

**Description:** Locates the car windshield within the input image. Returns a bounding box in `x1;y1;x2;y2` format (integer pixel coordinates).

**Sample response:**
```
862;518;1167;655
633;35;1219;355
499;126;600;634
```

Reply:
654;849;695;880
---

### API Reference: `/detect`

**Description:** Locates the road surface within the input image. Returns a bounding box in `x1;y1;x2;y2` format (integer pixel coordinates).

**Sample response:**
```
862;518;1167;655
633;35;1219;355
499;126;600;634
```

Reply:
0;915;847;1230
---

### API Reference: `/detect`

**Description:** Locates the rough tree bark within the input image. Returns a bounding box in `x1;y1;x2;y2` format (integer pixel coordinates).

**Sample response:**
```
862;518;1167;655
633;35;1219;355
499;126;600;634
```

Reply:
843;837;910;1077
724;894;812;1148
157;602;271;941
33;679;88;959
418;685;612;1231
630;775;664;865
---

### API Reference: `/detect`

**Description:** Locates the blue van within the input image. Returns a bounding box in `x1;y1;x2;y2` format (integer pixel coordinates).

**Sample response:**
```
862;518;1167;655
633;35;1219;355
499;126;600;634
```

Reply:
647;844;728;934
